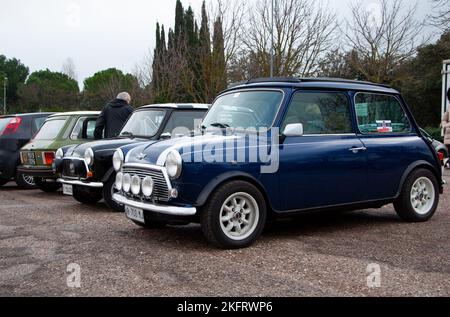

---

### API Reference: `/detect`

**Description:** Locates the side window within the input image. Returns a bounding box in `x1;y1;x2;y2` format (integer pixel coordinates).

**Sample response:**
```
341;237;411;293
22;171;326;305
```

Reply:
33;117;47;134
70;117;97;140
282;92;353;135
163;111;205;136
355;93;411;134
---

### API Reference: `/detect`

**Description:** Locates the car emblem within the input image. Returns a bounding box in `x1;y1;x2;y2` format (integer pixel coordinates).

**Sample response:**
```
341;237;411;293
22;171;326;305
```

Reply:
137;153;147;160
69;162;75;175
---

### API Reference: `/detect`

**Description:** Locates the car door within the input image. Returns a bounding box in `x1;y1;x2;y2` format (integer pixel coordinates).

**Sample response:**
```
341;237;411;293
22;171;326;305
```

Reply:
353;92;419;200
278;90;368;211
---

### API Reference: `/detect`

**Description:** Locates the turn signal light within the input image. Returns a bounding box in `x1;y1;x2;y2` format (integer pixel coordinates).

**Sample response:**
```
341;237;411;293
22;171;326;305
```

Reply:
44;152;55;165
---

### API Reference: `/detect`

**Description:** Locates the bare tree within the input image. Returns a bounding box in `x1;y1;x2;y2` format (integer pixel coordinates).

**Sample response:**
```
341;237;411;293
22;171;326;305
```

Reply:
236;0;337;79
62;57;78;81
428;0;450;30
344;0;424;83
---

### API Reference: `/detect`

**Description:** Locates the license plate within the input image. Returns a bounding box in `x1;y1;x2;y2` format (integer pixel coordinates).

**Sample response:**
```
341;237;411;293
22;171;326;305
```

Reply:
63;184;73;196
125;206;145;224
24;152;36;165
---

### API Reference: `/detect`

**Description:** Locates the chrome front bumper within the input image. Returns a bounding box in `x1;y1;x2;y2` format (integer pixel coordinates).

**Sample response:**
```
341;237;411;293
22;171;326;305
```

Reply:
113;193;197;216
57;178;104;188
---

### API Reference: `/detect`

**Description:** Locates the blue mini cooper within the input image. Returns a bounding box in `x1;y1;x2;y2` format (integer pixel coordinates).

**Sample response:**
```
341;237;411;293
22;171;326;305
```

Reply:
112;78;444;249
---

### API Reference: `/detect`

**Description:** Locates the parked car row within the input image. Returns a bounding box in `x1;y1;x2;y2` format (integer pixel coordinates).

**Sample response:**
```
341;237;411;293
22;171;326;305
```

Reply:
0;78;446;249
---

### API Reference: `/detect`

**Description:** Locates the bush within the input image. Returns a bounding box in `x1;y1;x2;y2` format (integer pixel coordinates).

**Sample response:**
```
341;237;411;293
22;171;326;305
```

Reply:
423;126;443;142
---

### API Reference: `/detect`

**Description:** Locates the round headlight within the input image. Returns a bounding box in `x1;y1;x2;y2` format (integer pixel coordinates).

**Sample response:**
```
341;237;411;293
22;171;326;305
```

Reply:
122;173;131;193
141;176;154;197
165;150;182;179
131;175;141;195
113;150;124;172
55;148;64;160
84;148;94;166
115;172;123;191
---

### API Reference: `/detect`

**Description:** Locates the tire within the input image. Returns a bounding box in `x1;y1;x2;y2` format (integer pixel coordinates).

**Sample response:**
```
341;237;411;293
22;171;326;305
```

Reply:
131;220;166;229
72;185;102;204
201;181;267;249
35;178;62;193
394;169;439;222
103;173;124;212
15;171;36;189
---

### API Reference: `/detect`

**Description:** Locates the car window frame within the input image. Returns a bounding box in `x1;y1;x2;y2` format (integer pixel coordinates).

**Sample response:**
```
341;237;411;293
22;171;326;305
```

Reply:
162;109;207;135
120;108;168;139
280;89;356;136
353;92;413;136
34;116;70;140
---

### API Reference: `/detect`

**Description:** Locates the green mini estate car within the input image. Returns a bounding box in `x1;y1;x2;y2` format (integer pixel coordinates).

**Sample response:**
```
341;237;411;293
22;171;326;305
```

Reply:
18;111;100;192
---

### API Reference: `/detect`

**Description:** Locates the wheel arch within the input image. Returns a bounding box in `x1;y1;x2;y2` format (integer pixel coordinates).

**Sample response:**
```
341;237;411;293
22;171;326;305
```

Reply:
195;172;275;213
396;160;442;198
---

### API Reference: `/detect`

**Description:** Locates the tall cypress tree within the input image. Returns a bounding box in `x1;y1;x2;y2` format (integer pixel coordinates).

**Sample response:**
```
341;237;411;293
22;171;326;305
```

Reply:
212;17;227;94
174;0;184;45
199;0;212;101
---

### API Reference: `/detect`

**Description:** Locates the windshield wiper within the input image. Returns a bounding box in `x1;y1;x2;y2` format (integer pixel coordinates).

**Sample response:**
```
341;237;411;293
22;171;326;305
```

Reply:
210;122;230;129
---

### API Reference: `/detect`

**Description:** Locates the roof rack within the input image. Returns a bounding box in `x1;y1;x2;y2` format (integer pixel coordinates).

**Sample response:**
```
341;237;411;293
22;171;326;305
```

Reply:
228;77;392;89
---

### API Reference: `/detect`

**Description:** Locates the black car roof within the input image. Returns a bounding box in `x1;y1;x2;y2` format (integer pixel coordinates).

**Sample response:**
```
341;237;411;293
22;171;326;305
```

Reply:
225;77;399;94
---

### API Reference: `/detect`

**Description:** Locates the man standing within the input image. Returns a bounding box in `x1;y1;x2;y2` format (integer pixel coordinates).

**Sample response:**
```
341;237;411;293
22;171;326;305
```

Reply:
94;92;134;139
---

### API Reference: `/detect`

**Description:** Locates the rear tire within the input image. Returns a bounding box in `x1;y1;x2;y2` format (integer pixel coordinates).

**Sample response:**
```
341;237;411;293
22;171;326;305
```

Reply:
201;181;267;249
15;171;36;189
72;185;102;204
103;173;124;212
35;178;61;193
394;169;439;222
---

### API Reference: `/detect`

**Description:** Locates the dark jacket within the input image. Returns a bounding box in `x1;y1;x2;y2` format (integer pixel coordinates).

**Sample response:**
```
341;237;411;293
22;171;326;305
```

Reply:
94;99;134;139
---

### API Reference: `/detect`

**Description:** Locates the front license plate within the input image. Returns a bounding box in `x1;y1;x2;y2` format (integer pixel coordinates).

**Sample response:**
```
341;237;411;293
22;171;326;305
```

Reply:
63;184;73;196
125;206;145;224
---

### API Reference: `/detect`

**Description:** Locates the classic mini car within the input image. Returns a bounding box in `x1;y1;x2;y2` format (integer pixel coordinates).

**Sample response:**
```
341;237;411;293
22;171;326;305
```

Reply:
18;112;99;192
55;104;208;211
112;78;444;249
0;113;53;188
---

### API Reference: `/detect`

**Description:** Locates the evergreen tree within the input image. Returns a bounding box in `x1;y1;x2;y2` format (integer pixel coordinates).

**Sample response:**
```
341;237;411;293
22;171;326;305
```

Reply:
199;0;212;101
174;0;184;45
212;17;227;95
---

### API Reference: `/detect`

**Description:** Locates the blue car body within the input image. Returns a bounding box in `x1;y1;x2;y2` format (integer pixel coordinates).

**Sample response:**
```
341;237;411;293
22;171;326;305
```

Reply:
113;78;443;248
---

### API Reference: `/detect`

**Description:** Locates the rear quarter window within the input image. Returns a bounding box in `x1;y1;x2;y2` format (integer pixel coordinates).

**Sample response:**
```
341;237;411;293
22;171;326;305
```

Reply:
34;118;68;140
354;93;411;134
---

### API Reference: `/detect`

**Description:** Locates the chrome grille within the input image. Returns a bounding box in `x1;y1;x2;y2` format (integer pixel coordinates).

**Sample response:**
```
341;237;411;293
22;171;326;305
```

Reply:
122;166;170;202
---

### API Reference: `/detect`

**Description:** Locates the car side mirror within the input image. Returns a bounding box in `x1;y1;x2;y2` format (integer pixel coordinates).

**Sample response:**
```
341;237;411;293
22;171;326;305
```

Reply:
284;123;304;137
161;132;172;140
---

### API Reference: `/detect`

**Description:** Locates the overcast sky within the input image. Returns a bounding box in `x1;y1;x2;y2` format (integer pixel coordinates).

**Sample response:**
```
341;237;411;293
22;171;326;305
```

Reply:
0;0;434;86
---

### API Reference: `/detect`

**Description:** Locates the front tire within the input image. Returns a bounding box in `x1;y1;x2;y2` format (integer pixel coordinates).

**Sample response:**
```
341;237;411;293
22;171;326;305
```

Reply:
394;169;439;222
72;185;102;204
35;178;62;193
15;171;36;189
201;181;267;249
103;173;124;212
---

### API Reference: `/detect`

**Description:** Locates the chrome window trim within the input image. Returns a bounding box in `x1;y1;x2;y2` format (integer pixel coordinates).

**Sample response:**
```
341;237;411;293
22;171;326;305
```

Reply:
353;91;413;135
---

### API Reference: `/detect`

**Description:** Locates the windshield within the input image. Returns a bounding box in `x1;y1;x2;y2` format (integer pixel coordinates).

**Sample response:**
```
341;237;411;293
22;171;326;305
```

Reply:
34;118;67;140
202;90;284;130
120;110;166;137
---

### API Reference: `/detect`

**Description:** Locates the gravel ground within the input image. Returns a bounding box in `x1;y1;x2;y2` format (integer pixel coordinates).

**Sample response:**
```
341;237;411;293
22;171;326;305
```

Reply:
0;171;449;297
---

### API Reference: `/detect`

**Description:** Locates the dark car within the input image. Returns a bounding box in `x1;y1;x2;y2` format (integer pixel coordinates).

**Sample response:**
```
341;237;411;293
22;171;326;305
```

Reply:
113;78;444;249
55;104;209;212
0;113;53;188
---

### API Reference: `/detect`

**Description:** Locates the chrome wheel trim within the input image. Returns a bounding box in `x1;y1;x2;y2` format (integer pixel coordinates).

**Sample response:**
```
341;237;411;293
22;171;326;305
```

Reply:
410;177;435;215
219;192;260;241
23;175;35;186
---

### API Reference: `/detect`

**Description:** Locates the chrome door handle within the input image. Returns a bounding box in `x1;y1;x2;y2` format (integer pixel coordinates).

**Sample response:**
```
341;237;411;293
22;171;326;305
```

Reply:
349;147;367;153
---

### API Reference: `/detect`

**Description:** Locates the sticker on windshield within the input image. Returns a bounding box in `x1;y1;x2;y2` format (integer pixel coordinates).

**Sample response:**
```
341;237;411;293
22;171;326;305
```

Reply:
376;120;393;133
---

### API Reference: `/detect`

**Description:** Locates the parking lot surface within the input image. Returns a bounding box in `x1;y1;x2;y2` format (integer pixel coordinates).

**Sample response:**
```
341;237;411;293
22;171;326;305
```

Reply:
0;171;449;297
